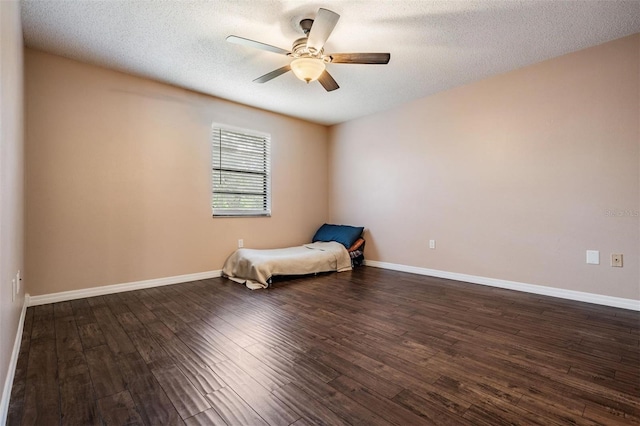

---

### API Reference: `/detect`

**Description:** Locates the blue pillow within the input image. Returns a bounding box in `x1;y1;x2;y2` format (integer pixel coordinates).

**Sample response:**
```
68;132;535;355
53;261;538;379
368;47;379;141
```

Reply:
312;223;364;249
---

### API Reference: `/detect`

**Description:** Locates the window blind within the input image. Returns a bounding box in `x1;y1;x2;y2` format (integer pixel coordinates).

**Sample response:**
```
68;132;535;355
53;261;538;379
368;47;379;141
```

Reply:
212;126;271;217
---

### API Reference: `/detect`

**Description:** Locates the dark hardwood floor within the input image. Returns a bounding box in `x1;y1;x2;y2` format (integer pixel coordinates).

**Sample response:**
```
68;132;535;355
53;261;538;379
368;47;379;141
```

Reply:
7;266;640;425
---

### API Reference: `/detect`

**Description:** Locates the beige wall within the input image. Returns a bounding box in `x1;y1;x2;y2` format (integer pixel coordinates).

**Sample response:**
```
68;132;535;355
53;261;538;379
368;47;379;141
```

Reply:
329;35;640;300
0;0;25;417
25;50;329;296
24;35;640;302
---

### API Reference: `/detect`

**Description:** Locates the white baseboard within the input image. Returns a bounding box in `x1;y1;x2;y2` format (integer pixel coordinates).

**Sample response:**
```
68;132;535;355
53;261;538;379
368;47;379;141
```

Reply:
28;270;222;307
1;293;30;425
364;260;640;311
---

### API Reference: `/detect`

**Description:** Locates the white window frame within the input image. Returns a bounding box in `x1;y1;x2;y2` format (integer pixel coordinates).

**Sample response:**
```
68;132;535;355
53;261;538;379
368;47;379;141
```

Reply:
211;124;271;217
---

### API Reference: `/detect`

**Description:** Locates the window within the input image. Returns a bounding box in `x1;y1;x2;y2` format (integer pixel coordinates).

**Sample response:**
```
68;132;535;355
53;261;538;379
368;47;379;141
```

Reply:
211;125;271;217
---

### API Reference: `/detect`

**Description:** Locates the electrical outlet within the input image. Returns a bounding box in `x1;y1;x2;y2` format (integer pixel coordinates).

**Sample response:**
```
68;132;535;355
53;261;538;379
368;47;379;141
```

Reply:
238;239;244;248
611;254;623;267
429;240;436;249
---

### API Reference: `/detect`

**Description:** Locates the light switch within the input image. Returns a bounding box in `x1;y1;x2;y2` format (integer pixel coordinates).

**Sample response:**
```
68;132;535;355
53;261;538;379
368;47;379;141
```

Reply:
586;250;599;265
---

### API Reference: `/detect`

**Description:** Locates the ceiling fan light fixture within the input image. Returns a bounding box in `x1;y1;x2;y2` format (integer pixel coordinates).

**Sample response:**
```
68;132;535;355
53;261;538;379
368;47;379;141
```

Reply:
227;8;389;91
290;57;325;83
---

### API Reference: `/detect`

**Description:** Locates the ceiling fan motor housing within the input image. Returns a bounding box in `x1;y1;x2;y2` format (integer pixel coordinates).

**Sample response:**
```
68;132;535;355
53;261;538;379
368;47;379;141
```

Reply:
292;36;325;59
299;18;314;35
296;19;327;57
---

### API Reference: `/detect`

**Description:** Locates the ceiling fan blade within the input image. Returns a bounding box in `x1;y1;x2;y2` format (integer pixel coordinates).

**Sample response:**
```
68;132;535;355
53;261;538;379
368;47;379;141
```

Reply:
318;70;339;92
226;35;291;56
253;65;291;83
329;53;391;64
307;8;340;53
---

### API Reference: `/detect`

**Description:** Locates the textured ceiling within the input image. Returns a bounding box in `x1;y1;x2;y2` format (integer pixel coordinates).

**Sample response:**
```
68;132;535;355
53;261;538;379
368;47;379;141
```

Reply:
21;1;640;125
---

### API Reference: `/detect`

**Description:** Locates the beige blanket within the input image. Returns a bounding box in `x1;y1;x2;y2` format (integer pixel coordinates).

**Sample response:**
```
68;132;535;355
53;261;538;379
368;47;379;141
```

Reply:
222;241;352;289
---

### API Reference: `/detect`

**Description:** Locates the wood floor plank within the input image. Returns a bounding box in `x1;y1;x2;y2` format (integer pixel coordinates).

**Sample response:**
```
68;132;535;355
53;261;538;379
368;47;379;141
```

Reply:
91;305;137;355
310;337;441;393
150;305;190;333
205;387;268;426
85;345;126;398
22;306;34;339
209;359;299;426
30;305;55;341
20;337;60;425
393;389;476;426
516;393;600;426
146;321;226;394
184;408;228;426
615;368;640;386
187;320;289;391
463;403;529;426
59;367;100;426
77;322;107;349
152;365;211;419
175;325;228;366
97;390;145;426
54;301;75;318
289;418;316;426
295;375;393;426
117;352;185;426
202;314;259;348
58;356;90;385
163;299;207;324
273;382;351;426
55;316;84;363
339;332;436;367
86;295;107;308
436;337;639;417
116;310;146;331
583;402;640;425
303;345;403;398
7;267;640;426
118;291;160;324
126;328;172;365
329;374;434;426
569;365;640;395
244;341;340;385
103;293;132;314
70;299;98;326
401;378;473;417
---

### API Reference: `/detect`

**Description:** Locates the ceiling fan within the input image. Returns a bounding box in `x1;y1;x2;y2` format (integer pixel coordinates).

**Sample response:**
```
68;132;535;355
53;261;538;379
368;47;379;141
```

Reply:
226;8;390;92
